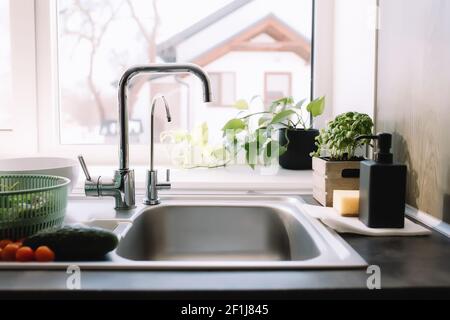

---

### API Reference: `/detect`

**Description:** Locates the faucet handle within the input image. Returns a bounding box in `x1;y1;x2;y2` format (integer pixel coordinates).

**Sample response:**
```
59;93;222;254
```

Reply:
165;169;170;182
156;169;171;190
78;155;92;181
78;155;101;198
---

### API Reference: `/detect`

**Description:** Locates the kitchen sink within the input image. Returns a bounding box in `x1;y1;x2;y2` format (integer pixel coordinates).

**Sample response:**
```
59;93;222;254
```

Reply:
0;194;367;270
116;205;320;262
111;195;366;269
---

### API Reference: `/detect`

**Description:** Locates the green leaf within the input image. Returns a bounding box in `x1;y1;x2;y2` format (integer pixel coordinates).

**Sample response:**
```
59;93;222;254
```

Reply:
244;142;257;169
256;129;268;153
306;96;325;117
270;109;296;125
269;96;294;112
262;140;287;165
222;118;246;131
264;140;287;159
273;96;294;106
265;140;273;158
234;99;249;110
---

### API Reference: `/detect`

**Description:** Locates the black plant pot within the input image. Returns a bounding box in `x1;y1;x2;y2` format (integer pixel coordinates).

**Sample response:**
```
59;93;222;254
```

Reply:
278;128;319;170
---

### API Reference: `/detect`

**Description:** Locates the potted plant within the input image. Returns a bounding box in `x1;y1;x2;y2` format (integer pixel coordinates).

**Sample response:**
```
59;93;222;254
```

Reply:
277;96;325;170
221;96;325;169
311;112;374;206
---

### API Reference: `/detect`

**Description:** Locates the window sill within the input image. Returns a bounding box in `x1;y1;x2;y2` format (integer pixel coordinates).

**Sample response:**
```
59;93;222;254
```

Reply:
72;165;313;195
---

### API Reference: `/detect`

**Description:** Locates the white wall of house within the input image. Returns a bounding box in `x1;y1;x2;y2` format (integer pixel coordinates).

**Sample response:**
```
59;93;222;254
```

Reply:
187;50;310;144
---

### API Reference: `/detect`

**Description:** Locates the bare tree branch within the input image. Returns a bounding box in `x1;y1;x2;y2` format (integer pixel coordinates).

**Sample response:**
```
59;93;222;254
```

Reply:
125;0;161;115
62;0;161;129
125;0;152;44
63;0;123;123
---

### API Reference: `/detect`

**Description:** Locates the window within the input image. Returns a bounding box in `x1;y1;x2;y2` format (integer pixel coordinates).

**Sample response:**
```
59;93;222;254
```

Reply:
209;72;236;106
264;72;292;106
33;0;313;164
54;0;312;145
0;0;12;130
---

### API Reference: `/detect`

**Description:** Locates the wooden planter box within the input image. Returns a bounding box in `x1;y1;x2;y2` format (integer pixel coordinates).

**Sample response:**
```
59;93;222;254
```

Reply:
312;157;361;207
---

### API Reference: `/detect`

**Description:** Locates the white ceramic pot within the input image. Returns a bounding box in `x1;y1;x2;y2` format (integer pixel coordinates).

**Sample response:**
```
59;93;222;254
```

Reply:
0;157;79;192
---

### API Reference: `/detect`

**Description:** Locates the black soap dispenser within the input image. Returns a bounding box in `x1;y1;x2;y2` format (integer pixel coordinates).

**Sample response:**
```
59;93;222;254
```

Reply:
356;133;407;228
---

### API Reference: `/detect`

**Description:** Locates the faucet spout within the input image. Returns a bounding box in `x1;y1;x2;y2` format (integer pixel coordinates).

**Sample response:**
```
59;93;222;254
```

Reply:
150;95;171;171
144;94;173;206
118;63;212;171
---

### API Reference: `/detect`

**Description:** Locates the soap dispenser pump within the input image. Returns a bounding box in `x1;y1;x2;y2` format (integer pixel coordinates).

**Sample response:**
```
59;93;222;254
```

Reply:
356;133;407;228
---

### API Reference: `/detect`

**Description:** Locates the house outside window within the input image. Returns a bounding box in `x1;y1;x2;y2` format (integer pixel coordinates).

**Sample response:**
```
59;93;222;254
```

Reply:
264;72;292;107
209;72;236;107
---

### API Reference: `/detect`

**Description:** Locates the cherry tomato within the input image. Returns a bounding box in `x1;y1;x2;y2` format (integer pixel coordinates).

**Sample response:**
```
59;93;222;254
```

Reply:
16;246;35;262
1;244;20;261
35;246;55;262
0;239;13;249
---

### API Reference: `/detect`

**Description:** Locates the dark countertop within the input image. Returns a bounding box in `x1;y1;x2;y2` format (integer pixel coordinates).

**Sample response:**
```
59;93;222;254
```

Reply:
1;196;449;299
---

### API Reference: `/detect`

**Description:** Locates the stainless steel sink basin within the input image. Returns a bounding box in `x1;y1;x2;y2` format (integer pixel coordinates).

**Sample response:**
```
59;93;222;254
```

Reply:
0;194;367;270
111;195;366;269
116;205;320;262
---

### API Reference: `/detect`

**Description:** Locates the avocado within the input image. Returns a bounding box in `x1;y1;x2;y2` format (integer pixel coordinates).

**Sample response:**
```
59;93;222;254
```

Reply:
23;225;119;261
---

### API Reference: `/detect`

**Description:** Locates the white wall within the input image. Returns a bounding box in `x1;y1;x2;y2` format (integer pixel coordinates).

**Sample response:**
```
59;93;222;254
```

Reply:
332;0;377;118
1;0;38;158
313;0;377;128
313;0;335;128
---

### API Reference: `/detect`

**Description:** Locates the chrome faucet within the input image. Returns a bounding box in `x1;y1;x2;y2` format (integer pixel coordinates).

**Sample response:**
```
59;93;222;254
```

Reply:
143;95;172;205
78;63;212;210
78;155;136;210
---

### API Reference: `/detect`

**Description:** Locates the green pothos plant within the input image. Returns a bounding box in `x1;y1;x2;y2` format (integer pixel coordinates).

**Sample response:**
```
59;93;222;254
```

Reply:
221;96;325;168
160;96;325;169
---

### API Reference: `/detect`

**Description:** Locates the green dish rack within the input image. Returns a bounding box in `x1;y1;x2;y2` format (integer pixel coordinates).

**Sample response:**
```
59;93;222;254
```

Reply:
0;174;70;239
